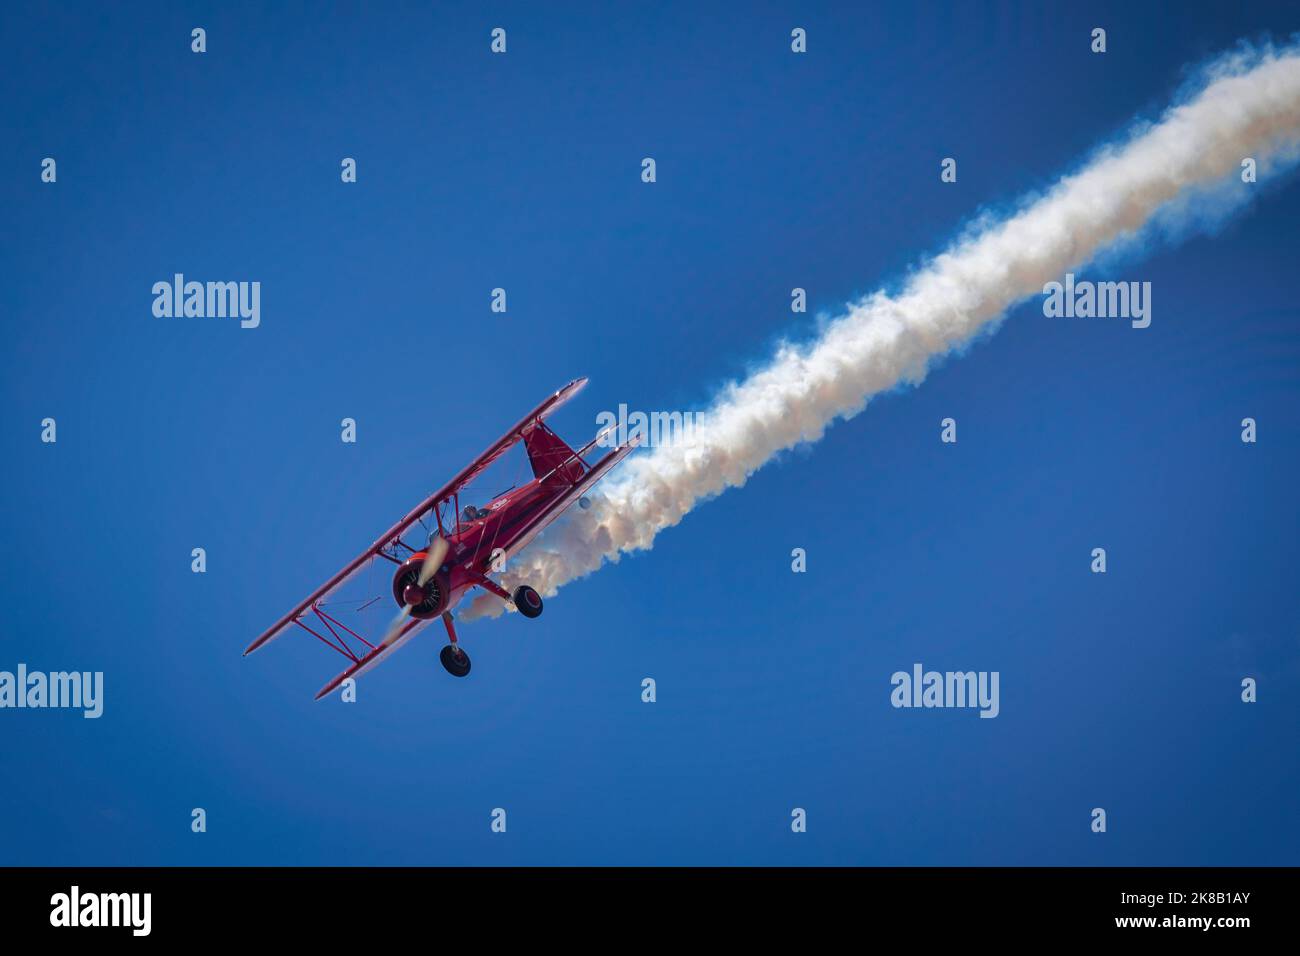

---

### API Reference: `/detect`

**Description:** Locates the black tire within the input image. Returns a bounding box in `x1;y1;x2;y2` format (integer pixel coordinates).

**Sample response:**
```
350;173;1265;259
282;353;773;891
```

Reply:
439;644;471;677
513;585;543;619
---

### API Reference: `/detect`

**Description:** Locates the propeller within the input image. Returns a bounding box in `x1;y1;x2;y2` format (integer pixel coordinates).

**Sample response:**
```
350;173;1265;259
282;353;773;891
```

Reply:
378;534;450;647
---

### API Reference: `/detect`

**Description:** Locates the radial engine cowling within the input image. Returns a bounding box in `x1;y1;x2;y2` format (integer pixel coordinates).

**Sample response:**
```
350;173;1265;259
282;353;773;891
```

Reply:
391;551;449;619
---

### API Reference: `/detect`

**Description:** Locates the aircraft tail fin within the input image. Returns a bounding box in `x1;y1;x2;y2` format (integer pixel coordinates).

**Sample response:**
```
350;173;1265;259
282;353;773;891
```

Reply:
523;422;585;483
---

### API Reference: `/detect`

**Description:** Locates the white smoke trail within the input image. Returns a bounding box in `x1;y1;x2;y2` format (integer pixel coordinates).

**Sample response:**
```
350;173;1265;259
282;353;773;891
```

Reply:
465;41;1300;620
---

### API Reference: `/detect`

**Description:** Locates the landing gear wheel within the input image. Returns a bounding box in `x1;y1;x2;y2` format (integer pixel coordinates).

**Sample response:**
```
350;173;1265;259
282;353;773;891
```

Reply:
439;644;471;677
513;585;543;619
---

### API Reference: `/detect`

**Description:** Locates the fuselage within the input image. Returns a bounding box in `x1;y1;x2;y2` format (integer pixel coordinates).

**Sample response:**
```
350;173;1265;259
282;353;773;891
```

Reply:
392;466;577;618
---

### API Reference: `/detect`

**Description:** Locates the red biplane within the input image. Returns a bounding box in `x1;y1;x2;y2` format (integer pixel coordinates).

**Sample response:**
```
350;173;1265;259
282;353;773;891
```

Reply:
244;378;638;699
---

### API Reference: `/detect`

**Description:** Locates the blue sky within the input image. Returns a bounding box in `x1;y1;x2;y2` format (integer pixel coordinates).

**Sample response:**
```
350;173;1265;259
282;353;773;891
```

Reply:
1;1;1297;865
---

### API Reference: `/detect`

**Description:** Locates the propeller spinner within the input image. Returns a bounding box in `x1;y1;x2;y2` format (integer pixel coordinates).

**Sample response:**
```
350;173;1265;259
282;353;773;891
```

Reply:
379;534;450;647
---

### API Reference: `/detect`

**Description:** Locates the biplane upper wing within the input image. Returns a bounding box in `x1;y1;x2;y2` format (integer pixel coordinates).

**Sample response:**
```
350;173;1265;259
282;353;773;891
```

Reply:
244;378;589;656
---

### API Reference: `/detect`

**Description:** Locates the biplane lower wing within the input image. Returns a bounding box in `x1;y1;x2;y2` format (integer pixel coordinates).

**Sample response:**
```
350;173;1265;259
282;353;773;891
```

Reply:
244;378;590;657
313;617;429;700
